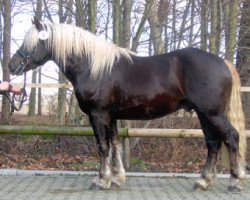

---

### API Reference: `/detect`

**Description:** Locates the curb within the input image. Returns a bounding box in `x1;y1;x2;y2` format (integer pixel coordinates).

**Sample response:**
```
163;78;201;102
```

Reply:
0;169;249;179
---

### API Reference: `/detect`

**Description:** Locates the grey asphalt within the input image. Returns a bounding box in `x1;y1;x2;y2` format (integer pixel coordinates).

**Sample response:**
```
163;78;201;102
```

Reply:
0;172;249;200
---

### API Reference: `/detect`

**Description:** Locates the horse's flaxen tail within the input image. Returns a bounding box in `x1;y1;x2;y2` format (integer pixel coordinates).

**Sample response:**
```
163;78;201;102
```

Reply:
222;59;246;168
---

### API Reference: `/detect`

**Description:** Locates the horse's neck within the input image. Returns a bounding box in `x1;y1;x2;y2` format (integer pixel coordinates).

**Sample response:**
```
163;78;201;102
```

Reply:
56;56;91;86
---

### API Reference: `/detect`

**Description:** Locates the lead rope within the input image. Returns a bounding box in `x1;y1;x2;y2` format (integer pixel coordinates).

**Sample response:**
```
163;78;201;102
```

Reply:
5;72;28;114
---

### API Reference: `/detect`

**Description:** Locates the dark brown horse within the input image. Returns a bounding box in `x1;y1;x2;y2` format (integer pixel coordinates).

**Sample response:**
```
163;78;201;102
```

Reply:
9;18;246;192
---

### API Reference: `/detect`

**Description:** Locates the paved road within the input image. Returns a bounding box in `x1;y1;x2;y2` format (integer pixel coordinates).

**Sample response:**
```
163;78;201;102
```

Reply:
0;174;249;200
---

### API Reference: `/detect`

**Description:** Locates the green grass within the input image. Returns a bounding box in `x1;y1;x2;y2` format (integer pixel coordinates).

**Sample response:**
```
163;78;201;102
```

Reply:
130;156;148;171
72;160;99;171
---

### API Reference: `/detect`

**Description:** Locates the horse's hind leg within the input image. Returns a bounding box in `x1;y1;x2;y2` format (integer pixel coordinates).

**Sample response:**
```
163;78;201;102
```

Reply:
109;119;125;188
204;114;245;192
194;112;222;190
89;110;112;189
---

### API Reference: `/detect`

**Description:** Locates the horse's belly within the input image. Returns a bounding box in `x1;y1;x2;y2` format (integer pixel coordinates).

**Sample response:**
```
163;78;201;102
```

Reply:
114;100;178;120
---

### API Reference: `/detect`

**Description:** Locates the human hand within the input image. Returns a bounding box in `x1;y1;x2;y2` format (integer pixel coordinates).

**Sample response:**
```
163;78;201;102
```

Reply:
0;82;11;92
10;87;21;95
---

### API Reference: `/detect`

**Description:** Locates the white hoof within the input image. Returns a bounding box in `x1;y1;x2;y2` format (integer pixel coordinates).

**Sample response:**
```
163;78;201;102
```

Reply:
228;177;243;192
111;173;125;186
193;178;209;191
90;176;112;190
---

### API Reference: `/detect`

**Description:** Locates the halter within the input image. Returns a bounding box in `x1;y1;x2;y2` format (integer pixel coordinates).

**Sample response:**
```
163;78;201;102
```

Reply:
14;49;31;75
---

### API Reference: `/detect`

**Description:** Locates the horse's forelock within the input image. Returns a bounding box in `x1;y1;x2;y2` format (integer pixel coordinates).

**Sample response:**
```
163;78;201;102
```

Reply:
23;26;39;53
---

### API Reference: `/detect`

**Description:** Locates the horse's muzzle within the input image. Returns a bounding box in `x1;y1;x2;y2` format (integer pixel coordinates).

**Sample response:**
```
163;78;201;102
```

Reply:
9;64;25;76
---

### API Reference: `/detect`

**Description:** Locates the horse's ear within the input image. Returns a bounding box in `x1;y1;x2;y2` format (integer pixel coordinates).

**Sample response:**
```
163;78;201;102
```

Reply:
33;16;43;31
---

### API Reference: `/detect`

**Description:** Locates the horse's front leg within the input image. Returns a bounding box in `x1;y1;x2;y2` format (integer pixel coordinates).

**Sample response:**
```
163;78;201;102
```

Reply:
89;110;112;190
110;119;126;188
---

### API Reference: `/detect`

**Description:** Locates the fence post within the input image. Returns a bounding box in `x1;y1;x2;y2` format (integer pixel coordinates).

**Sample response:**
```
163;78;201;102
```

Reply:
124;137;130;169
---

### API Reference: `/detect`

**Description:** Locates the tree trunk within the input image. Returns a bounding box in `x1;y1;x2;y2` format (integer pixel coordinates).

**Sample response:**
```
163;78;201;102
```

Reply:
75;0;87;28
88;0;97;33
105;1;111;40
66;0;73;24
113;0;120;45
164;14;169;53
147;0;165;54
67;92;77;125
28;70;37;116
171;0;177;50
209;0;217;54
188;0;195;47
224;0;238;62
215;0;222;55
200;0;209;51
57;72;67;125
208;0;221;55
149;30;153;56
2;0;11;123
122;0;132;48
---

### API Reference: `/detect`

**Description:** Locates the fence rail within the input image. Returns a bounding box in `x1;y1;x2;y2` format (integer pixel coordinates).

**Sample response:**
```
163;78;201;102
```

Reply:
1;125;249;138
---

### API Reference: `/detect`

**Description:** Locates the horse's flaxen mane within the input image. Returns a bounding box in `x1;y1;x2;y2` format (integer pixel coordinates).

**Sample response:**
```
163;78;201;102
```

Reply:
23;23;133;77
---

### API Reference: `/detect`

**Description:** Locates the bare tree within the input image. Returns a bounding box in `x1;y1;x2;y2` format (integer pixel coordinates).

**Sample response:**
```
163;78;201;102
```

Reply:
209;0;221;55
209;0;217;54
188;0;195;47
88;0;97;33
223;0;239;62
113;0;120;45
200;0;209;50
2;0;11;122
147;0;165;54
75;0;87;28
121;0;132;48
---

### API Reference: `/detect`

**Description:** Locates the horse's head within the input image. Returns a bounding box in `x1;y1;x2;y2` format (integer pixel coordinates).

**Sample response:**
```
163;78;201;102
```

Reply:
9;17;51;75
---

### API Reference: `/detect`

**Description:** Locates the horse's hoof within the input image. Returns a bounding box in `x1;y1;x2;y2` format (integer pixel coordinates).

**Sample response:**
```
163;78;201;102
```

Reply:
193;179;208;191
228;185;242;193
110;182;121;189
89;183;104;190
